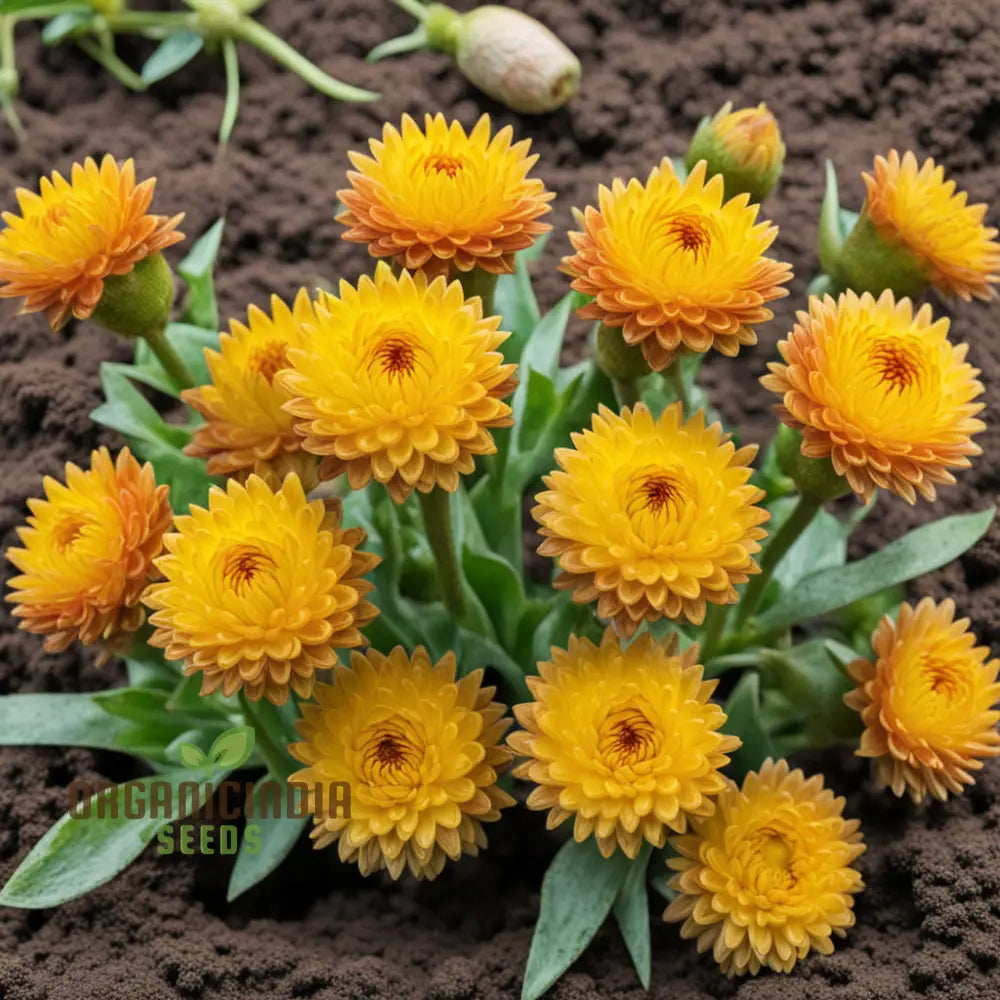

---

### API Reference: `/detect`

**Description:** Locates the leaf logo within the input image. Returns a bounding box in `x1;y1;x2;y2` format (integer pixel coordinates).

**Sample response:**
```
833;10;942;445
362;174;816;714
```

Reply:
176;725;255;778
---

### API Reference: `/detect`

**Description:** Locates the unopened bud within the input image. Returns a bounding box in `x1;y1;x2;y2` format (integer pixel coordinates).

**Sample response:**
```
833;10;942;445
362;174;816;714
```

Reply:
685;102;785;203
426;3;580;115
833;207;930;299
775;424;852;504
596;323;651;381
91;252;175;340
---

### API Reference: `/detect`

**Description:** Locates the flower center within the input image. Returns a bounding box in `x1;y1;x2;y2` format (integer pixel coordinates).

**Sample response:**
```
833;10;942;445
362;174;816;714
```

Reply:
745;826;798;893
249;340;291;384
221;544;275;594
369;334;421;381
869;338;923;394
53;516;86;551
40;201;71;229
423;152;464;179
627;468;685;518
664;212;711;261
598;707;660;767
920;654;967;701
359;717;425;786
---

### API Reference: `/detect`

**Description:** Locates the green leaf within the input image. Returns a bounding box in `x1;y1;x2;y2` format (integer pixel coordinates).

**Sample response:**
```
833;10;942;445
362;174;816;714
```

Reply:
209;725;256;770
40;9;90;43
611;843;653;990
770;502;850;594
818;159;857;275
0;694;133;750
462;548;525;652
178;218;225;330
125;646;178;691
522;836;632;1000
91;365;189;453
177;743;207;769
511;290;579;417
0;0;80;11
141;30;203;85
0;767;230;909
758;507;995;632
227;776;309;901
456;628;530;704
495;253;541;363
724;671;774;780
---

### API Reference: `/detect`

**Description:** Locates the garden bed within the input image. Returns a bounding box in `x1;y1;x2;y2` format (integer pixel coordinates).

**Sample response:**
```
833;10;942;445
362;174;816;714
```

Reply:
2;0;1000;996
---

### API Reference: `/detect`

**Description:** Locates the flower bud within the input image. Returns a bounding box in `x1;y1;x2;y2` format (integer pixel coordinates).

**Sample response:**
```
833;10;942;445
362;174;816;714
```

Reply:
685;102;785;203
426;3;580;115
833;207;930;299
595;323;651;381
91;251;175;340
775;424;852;504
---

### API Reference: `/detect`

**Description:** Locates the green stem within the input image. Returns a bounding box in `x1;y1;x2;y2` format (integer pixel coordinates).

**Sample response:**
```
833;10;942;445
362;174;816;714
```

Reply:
239;692;295;779
418;488;466;621
103;10;198;32
218;36;240;144
666;357;691;413
455;266;498;316
0;16;23;141
76;36;145;90
391;0;430;21
232;16;379;102
736;496;820;627
698;602;728;662
611;376;641;409
143;324;197;391
11;3;78;22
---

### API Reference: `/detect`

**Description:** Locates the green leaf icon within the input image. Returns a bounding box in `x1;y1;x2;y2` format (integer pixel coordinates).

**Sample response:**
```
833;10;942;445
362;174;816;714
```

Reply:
209;726;256;770
177;743;207;770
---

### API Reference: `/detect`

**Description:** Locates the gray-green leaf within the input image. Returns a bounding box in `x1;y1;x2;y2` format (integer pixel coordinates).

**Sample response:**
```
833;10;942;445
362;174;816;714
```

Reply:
611;843;653;989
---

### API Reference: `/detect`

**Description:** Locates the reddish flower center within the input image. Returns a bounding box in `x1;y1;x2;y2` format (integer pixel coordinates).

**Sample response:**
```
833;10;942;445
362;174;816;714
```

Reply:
665;212;712;261
869;339;922;393
424;152;464;179
221;544;275;593
360;718;424;784
599;707;659;766
921;655;965;700
369;335;420;380
250;340;291;384
628;469;685;518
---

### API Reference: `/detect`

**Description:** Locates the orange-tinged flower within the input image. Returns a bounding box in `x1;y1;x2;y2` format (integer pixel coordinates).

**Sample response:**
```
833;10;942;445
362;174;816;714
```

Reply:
761;290;985;504
277;262;516;503
509;630;739;858
290;645;514;879
533;403;768;634
845;598;1000;803
142;474;378;705
5;447;171;662
862;150;1000;301
664;759;865;977
337;113;553;277
0;155;184;330
561;159;792;370
183;290;320;488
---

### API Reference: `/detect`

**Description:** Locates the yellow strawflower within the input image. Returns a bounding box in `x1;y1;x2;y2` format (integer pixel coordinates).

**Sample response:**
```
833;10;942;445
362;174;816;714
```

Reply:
5;447;171;663
0;155;184;330
277;262;516;503
508;630;739;859
143;474;378;705
664;759;865;977
337;113;553;277
533;403;768;635
183;289;320;488
857;150;1000;301
845;598;1000;803
761;290;985;505
561;159;792;370
290;645;514;879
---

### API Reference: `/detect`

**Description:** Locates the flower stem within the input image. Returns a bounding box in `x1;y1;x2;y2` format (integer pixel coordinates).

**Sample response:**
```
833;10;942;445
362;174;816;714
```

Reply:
611;376;641;409
218;36;240;145
698;602;729;662
418;487;466;621
391;0;430;21
76;36;146;91
232;16;379;102
143;324;197;392
666;357;691;413
239;692;295;779
736;496;820;627
456;266;498;317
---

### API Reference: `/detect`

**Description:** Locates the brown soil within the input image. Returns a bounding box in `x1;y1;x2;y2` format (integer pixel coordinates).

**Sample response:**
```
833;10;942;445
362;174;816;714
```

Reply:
2;0;1000;997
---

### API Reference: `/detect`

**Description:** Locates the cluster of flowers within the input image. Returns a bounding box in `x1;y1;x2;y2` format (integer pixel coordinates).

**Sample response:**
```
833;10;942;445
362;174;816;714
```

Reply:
2;105;999;978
